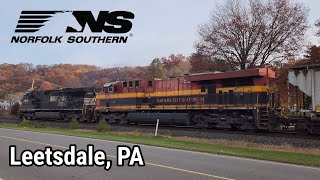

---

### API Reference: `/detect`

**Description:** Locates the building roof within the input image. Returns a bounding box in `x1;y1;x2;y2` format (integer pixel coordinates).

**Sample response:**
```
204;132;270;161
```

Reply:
289;64;320;70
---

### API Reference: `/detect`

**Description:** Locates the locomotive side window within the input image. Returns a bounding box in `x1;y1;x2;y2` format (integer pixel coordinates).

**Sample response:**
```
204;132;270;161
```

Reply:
123;82;127;88
103;87;108;93
114;85;118;92
148;81;153;87
129;81;133;87
135;80;140;87
201;86;206;92
108;86;113;92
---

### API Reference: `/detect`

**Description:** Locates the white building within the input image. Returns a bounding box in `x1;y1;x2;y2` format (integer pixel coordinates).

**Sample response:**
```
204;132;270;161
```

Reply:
0;99;11;110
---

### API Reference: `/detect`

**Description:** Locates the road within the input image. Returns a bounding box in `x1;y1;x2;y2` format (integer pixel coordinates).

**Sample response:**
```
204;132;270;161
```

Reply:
0;128;319;180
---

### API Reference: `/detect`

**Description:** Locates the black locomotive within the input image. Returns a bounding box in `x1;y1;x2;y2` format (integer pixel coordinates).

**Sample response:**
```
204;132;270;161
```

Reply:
20;87;96;122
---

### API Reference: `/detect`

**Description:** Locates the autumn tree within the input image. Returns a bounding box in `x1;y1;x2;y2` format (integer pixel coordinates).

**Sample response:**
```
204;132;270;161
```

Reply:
108;67;133;81
304;45;320;64
0;90;7;99
161;54;190;77
196;0;309;70
149;58;166;79
94;78;109;88
162;54;185;68
189;52;231;73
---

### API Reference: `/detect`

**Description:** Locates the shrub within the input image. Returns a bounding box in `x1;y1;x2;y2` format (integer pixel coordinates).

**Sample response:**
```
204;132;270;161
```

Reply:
69;117;80;129
33;122;47;128
21;118;32;127
96;121;111;132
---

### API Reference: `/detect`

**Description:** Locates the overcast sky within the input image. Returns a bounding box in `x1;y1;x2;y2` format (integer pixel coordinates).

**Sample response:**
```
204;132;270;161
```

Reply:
0;0;319;67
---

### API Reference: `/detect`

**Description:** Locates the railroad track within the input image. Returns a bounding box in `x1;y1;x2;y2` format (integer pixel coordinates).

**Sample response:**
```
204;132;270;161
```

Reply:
0;115;318;141
116;123;317;140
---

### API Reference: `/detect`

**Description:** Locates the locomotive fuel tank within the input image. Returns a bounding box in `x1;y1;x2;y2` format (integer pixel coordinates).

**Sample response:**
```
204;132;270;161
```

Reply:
128;112;191;126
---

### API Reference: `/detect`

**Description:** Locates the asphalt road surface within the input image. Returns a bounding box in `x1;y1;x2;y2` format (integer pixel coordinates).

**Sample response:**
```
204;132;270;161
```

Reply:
0;128;319;180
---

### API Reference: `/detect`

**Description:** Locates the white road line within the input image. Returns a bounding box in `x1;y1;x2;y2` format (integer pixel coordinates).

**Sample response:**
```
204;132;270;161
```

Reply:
0;135;235;180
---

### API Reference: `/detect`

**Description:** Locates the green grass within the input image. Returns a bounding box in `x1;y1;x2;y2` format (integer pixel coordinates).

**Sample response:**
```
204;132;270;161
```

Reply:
0;123;319;167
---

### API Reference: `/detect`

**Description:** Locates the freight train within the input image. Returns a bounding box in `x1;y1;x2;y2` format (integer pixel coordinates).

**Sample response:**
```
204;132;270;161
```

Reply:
19;67;320;134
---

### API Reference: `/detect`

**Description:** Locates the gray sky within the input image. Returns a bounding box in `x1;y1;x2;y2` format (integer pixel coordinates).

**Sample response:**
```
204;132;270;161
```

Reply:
0;0;319;67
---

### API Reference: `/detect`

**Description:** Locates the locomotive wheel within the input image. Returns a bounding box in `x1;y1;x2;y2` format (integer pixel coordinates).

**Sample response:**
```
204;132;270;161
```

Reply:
194;121;210;129
104;116;111;123
230;125;240;131
192;114;210;128
117;114;128;125
117;118;129;125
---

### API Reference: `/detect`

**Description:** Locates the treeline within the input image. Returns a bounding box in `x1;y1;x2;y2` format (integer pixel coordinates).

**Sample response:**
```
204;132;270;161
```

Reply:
0;54;200;94
1;46;319;96
0;64;98;95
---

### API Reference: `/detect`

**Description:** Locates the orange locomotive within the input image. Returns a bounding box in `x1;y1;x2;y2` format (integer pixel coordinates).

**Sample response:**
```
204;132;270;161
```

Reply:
96;68;278;130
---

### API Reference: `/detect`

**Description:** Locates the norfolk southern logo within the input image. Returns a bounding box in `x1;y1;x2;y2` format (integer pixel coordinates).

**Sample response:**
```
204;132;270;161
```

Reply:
11;10;135;44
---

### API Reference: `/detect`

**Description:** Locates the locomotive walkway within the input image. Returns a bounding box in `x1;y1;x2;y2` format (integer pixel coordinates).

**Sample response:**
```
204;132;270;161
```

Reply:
0;128;319;180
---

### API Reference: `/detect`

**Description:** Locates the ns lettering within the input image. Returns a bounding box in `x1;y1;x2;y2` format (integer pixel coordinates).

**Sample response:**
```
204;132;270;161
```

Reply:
66;11;135;33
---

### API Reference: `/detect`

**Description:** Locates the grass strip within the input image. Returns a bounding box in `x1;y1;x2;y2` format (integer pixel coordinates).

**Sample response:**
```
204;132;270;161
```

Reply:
0;123;319;167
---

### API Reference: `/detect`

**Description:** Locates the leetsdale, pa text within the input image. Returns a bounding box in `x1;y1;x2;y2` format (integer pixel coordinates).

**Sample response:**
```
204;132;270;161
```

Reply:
9;144;145;170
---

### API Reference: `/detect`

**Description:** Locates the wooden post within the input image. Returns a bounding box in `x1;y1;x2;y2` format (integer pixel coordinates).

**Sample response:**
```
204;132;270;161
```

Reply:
155;119;159;136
